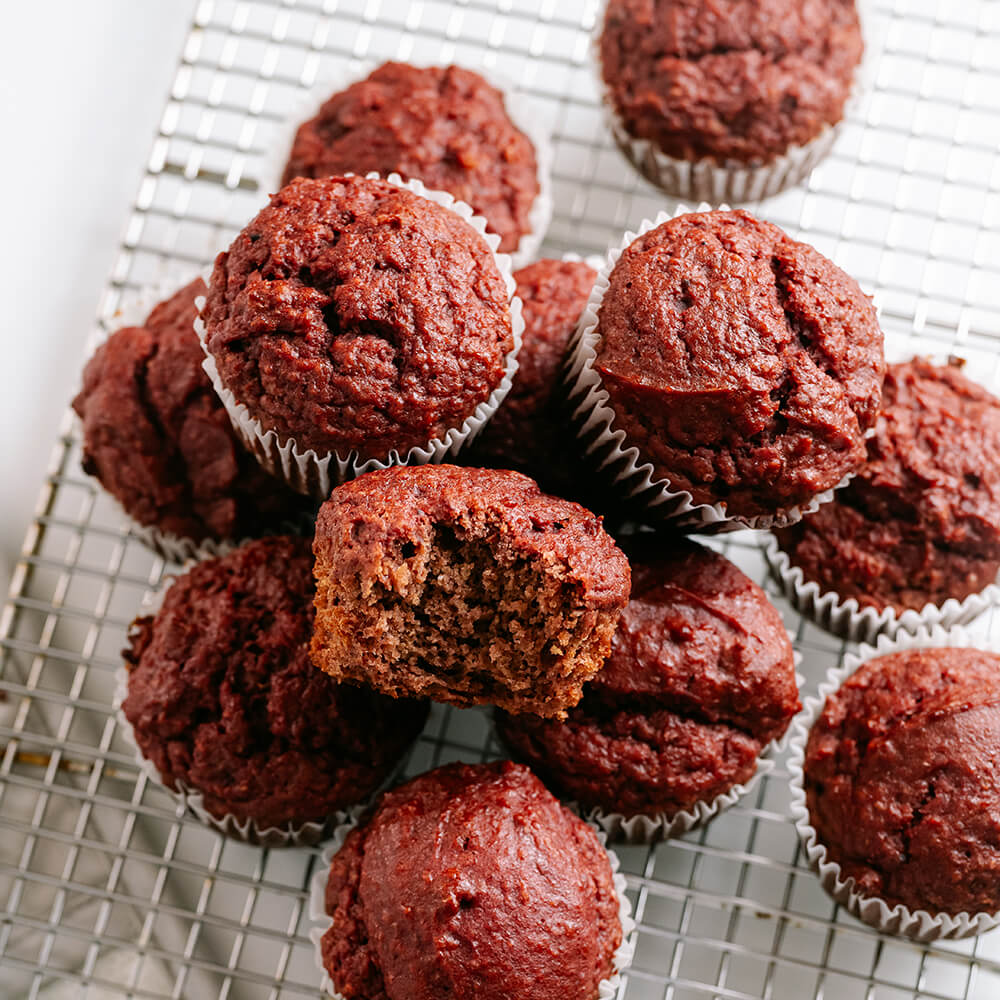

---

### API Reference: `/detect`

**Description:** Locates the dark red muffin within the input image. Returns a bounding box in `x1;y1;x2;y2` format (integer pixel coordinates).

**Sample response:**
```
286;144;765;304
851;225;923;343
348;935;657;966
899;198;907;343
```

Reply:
593;209;884;519
469;258;596;489
320;761;622;1000
775;358;1000;613
311;465;631;718
281;62;540;255
122;536;428;831
599;0;862;165
72;279;307;545
804;646;1000;916
498;538;799;820
202;175;514;460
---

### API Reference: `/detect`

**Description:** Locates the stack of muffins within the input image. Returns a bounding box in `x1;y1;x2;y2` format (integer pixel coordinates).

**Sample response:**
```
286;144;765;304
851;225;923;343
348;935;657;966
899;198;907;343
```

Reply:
67;9;1000;998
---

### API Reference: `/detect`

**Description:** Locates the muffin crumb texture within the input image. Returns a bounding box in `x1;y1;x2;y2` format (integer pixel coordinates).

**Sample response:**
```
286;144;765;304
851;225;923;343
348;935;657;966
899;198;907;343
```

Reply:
310;465;631;718
321;761;622;1000
805;646;1000;916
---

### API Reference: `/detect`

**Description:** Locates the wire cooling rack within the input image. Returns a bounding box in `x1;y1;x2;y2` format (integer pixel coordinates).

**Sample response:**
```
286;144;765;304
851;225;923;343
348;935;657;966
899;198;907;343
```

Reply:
3;1;1000;998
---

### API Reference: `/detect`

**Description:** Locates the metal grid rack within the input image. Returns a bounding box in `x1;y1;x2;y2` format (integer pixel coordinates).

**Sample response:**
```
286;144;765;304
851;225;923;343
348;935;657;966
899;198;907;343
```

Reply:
2;1;1000;997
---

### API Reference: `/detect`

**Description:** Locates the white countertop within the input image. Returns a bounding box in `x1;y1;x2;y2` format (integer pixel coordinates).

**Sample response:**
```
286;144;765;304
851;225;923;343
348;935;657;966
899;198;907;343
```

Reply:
0;2;192;594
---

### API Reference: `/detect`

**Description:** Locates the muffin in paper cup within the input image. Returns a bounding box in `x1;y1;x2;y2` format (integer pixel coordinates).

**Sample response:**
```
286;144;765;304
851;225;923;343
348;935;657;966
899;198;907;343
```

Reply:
579;653;803;844
307;807;636;999
259;60;553;270
562;203;863;533
196;172;525;499
763;532;1000;645
74;271;306;563
592;0;873;203
787;625;1000;941
113;540;423;848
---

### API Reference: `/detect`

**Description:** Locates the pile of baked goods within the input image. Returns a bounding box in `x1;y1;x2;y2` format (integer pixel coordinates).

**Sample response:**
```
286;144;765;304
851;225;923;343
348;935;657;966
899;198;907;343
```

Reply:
71;5;1000;995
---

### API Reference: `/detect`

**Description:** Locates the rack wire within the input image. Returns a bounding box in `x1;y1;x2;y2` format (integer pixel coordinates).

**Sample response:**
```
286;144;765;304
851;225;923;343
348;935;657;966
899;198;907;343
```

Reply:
2;1;1000;997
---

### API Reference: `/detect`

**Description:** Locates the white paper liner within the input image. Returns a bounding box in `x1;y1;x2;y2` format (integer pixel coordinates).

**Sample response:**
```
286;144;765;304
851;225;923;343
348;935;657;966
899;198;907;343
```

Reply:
763;532;1000;645
563;202;858;533
592;0;874;202
112;565;393;848
307;808;636;999
787;624;1000;941
258;60;553;270
196;171;525;499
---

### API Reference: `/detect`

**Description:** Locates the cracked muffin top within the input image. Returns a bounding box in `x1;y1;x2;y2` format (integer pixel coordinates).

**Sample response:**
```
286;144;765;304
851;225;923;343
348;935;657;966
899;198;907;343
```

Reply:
599;0;863;164
122;536;428;831
804;646;1000;916
497;537;799;818
594;209;884;519
202;175;515;459
72;278;307;544
775;358;1000;613
320;761;622;1000
281;62;540;255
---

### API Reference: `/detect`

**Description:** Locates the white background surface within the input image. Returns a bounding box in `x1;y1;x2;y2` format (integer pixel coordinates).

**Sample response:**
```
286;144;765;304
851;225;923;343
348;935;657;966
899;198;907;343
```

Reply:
0;2;192;594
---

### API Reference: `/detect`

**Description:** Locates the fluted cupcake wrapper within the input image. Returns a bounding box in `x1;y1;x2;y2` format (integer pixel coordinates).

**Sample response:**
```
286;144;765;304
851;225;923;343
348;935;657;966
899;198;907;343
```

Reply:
307;809;636;999
592;0;875;203
787;624;1000;941
196;172;525;500
258;61;554;270
763;533;1000;645
563;202;857;533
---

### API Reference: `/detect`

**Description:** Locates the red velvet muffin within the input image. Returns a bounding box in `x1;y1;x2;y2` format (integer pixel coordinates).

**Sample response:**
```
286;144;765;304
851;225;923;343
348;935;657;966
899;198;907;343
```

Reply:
319;761;623;1000
281;62;541;255
72;279;307;547
498;538;799;823
122;536;428;832
589;209;884;520
774;358;1000;614
468;258;596;490
599;0;863;193
310;465;630;718
201;175;515;464
804;646;1000;916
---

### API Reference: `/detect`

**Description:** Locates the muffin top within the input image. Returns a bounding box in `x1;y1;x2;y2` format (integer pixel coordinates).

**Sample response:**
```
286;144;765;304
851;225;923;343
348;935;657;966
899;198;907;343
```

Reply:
595;209;884;518
314;464;630;613
321;761;622;1000
281;62;540;254
498;538;799;817
72;279;305;543
122;536;428;829
202;175;514;458
599;0;863;164
775;358;1000;612
805;646;1000;916
471;258;597;483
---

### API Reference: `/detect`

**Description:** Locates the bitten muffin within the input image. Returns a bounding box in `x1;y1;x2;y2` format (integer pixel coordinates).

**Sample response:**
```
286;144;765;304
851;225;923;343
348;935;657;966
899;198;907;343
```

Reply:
310;465;631;718
320;761;622;1000
498;538;799;820
73;279;307;545
599;0;862;166
122;536;428;831
804;646;1000;916
281;62;540;255
593;209;884;519
468;258;597;489
201;174;515;460
775;358;1000;613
